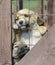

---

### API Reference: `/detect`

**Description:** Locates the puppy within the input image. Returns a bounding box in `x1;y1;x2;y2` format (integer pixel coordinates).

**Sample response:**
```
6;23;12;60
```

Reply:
12;9;47;64
13;9;47;48
13;9;45;30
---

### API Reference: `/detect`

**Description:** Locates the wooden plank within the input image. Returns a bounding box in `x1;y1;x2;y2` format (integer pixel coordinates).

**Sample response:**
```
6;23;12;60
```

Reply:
35;0;43;14
16;0;23;12
47;0;54;27
52;0;55;25
0;0;12;65
41;0;44;18
15;24;55;65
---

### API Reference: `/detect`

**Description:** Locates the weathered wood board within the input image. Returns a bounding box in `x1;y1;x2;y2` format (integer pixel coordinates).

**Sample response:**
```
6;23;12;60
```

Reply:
0;0;12;65
15;24;55;65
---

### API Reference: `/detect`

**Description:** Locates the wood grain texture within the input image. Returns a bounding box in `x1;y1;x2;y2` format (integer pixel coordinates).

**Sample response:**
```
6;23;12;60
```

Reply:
0;0;12;65
15;24;55;65
47;0;54;27
52;0;55;25
16;0;23;11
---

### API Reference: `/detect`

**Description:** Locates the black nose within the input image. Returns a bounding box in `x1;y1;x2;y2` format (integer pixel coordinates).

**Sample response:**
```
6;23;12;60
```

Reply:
19;21;23;25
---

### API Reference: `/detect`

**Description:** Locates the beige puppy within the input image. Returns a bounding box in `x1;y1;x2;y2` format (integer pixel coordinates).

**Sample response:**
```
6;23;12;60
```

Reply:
12;9;47;64
13;9;47;49
13;9;45;30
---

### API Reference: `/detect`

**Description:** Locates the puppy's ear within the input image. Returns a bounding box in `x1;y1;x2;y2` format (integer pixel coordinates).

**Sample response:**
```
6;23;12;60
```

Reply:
38;26;47;35
37;17;45;26
15;13;19;22
14;16;19;24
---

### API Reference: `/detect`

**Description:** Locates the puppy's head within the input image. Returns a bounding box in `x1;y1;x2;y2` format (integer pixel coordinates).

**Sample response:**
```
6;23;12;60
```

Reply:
13;9;44;30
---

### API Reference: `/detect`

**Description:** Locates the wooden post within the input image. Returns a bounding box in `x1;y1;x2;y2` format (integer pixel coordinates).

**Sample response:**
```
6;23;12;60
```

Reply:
0;0;12;65
47;0;54;27
37;0;43;15
52;0;55;25
16;0;23;12
41;0;44;18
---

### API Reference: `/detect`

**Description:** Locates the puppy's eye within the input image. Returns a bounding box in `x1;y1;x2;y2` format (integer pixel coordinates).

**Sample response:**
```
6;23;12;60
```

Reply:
15;17;19;20
24;14;29;17
15;46;19;48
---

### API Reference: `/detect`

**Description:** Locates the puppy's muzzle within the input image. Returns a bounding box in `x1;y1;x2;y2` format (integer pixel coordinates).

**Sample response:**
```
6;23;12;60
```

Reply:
12;18;29;30
19;19;25;25
18;19;29;29
19;20;23;25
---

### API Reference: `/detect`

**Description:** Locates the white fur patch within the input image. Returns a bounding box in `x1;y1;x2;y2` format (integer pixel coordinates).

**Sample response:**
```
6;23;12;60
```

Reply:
12;24;18;29
21;30;42;49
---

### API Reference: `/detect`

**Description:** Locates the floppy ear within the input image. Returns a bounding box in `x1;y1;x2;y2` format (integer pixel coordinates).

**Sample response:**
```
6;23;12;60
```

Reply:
38;26;47;35
37;17;45;26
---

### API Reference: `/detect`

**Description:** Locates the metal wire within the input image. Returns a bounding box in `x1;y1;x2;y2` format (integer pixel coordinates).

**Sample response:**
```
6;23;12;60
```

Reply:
28;0;31;50
27;0;41;50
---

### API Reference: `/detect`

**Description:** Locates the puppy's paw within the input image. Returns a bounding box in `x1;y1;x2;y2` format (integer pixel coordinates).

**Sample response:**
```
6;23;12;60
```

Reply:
12;24;18;29
38;26;47;35
12;42;30;64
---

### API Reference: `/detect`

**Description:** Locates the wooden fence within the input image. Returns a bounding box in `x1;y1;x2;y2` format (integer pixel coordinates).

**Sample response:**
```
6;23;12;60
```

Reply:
0;0;55;65
15;24;55;65
0;0;12;65
47;0;54;27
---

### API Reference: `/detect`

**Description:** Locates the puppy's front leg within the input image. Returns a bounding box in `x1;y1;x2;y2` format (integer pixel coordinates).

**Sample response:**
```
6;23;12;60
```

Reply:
12;41;30;64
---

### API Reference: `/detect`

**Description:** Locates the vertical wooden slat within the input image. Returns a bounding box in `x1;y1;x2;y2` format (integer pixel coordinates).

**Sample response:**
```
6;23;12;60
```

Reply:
0;0;12;65
47;0;54;27
16;0;23;12
41;0;44;18
52;0;55;25
38;0;44;17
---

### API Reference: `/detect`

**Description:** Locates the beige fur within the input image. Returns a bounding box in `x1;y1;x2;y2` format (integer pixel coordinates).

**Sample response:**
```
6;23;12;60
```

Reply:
13;9;47;47
12;9;47;64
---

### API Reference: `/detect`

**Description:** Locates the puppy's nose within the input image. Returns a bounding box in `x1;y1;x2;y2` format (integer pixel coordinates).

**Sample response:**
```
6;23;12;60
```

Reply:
19;21;23;25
